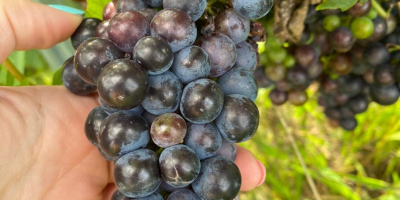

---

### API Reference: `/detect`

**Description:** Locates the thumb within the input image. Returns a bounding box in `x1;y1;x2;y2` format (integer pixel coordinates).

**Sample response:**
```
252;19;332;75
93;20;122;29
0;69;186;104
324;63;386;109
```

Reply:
0;0;83;62
236;146;267;191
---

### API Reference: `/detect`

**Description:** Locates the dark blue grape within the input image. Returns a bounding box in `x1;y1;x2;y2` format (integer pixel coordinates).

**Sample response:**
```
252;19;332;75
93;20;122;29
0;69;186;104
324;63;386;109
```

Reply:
116;0;147;12
373;64;395;86
160;180;190;193
74;38;124;85
133;36;173;75
97;59;148;110
180;79;224;124
142;111;159;127
216;137;237;161
348;94;369;114
233;41;257;72
101;101;145;115
111;190;126;200
338;75;364;97
330;27;355;53
147;0;163;7
369;84;400;105
150;113;187;148
363;42;390;66
184;123;222;160
85;106;108;146
141;71;183;115
71;18;102;49
253;67;272;88
159;145;200;187
195;33;237;77
114;149;161;198
98;112;149;159
62;56;97;95
340;117;358;131
108;11;150;53
123;192;163;200
170;46;211;84
215;8;250;44
192;156;241;200
167;189;200;200
286;66;311;90
217;68;258;101
151;8;197;52
215;94;259;143
231;0;273;20
163;0;206;21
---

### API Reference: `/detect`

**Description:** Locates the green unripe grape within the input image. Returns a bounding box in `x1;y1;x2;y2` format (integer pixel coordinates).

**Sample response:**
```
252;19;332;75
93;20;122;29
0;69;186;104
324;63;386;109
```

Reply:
266;37;282;49
322;15;340;32
283;55;295;68
366;8;377;19
267;48;287;64
350;17;374;39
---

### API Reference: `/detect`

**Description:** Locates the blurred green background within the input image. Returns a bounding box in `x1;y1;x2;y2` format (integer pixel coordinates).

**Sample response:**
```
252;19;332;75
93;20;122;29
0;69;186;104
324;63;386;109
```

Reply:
1;0;400;199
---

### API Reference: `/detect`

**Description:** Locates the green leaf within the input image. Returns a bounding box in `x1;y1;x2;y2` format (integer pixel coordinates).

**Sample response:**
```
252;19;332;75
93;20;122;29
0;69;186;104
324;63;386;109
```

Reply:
316;0;358;11
359;0;368;3
85;0;111;20
52;66;63;85
18;78;31;86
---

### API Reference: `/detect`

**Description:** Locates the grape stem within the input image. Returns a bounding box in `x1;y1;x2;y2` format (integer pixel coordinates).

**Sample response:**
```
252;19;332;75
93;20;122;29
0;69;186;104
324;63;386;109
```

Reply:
371;0;389;19
2;58;26;82
274;107;322;200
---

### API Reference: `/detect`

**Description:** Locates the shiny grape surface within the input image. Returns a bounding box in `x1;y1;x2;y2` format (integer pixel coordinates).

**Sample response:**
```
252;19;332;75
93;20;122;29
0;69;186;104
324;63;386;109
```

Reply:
61;56;97;95
71;18;102;49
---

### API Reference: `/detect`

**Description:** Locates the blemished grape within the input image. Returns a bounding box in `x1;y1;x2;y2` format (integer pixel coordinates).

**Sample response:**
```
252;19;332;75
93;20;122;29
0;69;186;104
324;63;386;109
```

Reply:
114;149;161;198
217;68;258;101
159;145;200;187
61;56;97;95
348;0;371;17
138;8;158;22
95;20;110;39
195;33;237;77
97;59;148;110
133;36;173;75
141;71;183;115
254;67;272;88
369;84;400;105
231;0;273;20
286;66;310;90
71;18;102;49
150;113;187;148
98;112;149;159
331;54;353;75
103;0;117;20
269;88;288;105
116;0;147;13
108;11;150;53
264;64;286;82
151;8;197;52
170;46;211;84
330;27;355;53
147;0;163;7
122;193;163;200
215;94;259;143
363;42;390;66
294;45;318;67
233;42;257;72
163;0;206;21
180;79;224;124
348;94;369;114
192;156;241;200
74;38;124;85
217;137;237;161
374;64;395;86
184;123;222;160
214;8;250;44
340;117;358;131
322;15;340;32
167;189;201;200
350;17;374;39
85;106;108;147
288;90;308;106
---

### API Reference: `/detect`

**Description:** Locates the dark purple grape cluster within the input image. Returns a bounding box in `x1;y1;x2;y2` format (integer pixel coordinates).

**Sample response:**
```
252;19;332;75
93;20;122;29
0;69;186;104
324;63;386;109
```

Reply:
61;0;273;199
257;0;400;131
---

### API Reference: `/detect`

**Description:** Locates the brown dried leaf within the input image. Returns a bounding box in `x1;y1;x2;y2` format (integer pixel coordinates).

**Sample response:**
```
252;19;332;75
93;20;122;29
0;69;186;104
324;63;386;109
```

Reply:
273;0;297;41
310;0;321;5
287;0;309;43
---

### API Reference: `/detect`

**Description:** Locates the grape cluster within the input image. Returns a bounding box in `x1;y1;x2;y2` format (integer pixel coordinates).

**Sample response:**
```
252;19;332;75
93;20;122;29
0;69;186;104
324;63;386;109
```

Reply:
257;0;400;131
61;0;273;199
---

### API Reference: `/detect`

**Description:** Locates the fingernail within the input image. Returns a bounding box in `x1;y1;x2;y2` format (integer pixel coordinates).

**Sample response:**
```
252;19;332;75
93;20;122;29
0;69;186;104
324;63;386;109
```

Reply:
256;160;266;186
48;5;85;15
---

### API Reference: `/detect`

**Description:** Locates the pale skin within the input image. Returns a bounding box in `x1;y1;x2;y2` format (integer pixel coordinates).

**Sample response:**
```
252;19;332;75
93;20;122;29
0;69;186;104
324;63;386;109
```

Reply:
0;0;266;199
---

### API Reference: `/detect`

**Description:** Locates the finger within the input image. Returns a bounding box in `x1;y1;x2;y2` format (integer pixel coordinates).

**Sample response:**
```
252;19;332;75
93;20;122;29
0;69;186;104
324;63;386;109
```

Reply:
0;0;82;62
235;145;266;191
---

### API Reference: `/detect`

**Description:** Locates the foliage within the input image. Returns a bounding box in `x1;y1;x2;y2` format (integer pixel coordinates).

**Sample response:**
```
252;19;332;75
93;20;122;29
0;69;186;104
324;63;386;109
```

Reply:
317;0;368;11
85;0;111;19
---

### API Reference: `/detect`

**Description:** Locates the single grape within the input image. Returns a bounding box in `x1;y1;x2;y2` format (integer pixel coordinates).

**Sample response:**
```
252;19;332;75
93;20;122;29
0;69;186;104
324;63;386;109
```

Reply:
322;15;340;32
170;46;211;84
294;45;318;67
283;55;296;68
108;11;150;53
116;0;147;12
133;36;173;75
138;8;158;22
216;137;237;161
163;0;206;21
150;113;187;148
180;79;224;124
85;106;108;147
167;189;201;200
233;41;257;72
231;0;273;20
103;0;117;20
147;0;163;7
122;192;163;200
97;59;148;110
286;66;310;90
71;18;102;49
114;149;161;198
74;38;124;85
338;75;364;97
340;117;358;131
254;67;272;88
363;42;390;66
348;0;371;17
348;94;369;114
330;27;355;53
215;94;259;143
62;56;97;95
269;88;288;105
100;101;145;115
184;123;222;160
217;68;258;101
373;64;395;86
386;15;397;34
330;54;352;75
195;32;237;77
264;64;287;82
268;47;287;64
151;8;197;52
366;8;378;19
159;145;200;187
141;71;183;115
98;112;149;159
275;79;293;92
288;90;308;106
369;84;400;105
95;19;110;39
339;105;355;119
192;156;241;200
350;17;374;39
214;8;250;44
367;17;388;41
307;61;323;79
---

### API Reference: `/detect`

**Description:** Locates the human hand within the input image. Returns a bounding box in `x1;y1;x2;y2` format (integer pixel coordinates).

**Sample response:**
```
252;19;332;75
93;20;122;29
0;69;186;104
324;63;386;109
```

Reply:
0;0;266;199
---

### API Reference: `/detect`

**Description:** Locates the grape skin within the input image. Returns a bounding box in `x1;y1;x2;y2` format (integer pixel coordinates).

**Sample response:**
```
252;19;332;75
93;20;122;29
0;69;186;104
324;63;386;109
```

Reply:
71;18;102;49
216;137;238;161
116;0;147;13
84;106;108;147
138;8;158;22
150;113;187;148
231;0;273;20
103;0;117;20
217;68;258;101
233;41;257;72
184;123;222;160
215;8;250;44
61;56;97;95
122;192;163;200
163;0;206;21
95;20;110;39
167;189;201;200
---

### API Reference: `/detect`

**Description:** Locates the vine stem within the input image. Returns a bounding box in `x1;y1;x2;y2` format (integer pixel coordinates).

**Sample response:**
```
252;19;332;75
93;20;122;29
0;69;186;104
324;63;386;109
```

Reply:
2;58;25;82
273;107;322;200
371;0;389;19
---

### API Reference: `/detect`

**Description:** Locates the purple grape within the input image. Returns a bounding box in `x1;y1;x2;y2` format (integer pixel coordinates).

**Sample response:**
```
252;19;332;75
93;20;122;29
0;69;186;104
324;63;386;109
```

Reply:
100;101;145;115
163;0;206;21
330;27;355;53
215;8;250;44
217;68;258;101
216;137;237;161
150;113;187;148
116;0;147;12
184;123;222;160
71;18;102;49
85;106;108;147
167;189;200;200
122;193;163;200
138;8;158;22
233;41;257;72
61;57;97;95
231;0;273;20
160;180;190;193
254;67;272;88
95;19;110;39
269;88;288;106
103;0;117;20
369;84;400;105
